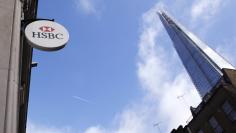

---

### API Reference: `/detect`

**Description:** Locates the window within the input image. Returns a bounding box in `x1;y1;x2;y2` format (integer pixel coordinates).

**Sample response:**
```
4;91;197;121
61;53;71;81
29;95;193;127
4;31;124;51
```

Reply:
197;129;204;133
222;101;236;121
209;116;223;133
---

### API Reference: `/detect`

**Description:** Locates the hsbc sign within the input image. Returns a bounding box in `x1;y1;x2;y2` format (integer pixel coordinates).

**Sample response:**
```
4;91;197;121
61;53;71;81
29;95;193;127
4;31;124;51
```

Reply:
25;20;69;51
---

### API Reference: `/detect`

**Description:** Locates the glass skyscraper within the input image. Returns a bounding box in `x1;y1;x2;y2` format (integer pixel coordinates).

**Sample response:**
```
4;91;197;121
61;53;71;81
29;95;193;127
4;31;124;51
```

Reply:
158;11;235;97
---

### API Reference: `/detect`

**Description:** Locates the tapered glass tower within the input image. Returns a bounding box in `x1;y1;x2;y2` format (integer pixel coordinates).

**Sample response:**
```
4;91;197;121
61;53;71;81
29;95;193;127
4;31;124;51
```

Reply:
158;11;235;97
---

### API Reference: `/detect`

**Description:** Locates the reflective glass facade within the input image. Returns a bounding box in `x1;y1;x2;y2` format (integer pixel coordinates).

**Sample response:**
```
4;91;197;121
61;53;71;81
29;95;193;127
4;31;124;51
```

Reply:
158;11;235;97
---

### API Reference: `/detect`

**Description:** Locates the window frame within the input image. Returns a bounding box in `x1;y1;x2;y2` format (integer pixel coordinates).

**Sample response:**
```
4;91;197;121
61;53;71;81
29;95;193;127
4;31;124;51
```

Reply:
222;100;236;122
208;116;223;133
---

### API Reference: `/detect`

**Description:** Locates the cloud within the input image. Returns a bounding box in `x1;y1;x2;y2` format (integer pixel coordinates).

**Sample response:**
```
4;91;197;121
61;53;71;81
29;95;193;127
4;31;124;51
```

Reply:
26;121;72;133
137;3;166;96
191;0;224;21
83;2;201;133
75;0;97;15
84;126;105;133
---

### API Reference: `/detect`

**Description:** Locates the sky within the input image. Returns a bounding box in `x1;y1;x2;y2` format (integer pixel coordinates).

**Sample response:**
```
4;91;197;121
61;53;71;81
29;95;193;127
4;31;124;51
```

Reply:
26;0;236;133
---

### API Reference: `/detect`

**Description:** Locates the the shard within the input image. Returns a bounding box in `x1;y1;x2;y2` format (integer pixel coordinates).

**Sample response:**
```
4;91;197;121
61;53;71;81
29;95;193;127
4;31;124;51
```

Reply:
158;11;235;97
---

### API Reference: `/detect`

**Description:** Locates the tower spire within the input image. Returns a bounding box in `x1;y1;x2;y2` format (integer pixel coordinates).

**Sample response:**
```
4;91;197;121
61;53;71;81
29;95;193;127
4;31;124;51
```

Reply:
158;10;235;97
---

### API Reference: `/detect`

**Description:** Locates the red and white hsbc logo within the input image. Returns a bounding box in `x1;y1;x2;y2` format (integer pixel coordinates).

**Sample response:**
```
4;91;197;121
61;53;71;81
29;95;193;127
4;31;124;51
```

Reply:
40;26;55;32
25;20;69;51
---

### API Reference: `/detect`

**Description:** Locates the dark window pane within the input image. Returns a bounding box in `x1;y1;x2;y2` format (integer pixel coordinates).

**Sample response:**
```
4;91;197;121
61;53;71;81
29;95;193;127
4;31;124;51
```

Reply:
222;101;232;114
209;116;223;133
198;129;204;133
222;101;236;121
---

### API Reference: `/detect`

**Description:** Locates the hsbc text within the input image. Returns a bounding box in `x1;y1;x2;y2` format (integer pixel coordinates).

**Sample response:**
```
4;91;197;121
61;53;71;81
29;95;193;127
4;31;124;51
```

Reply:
32;32;63;39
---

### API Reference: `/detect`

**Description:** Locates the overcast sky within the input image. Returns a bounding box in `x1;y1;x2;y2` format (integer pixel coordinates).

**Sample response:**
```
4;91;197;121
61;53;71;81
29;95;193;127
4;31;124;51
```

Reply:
26;0;236;133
